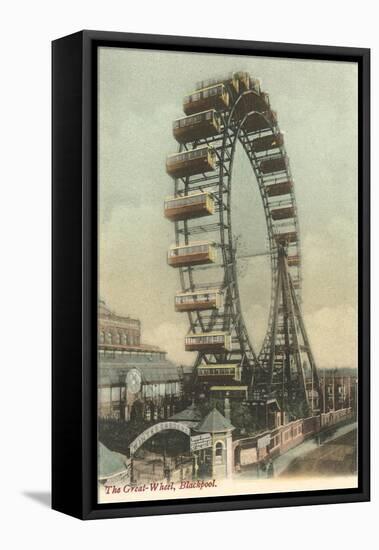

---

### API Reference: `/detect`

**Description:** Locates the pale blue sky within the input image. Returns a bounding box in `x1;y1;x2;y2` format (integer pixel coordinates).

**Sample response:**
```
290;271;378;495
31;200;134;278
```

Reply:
99;47;358;368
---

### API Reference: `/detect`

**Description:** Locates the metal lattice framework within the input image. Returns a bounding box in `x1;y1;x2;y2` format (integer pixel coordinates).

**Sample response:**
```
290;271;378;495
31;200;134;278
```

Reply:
265;245;322;414
166;72;319;410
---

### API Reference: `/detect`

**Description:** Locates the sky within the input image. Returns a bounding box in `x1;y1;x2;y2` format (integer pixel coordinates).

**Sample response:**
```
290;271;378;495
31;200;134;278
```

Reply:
98;47;358;369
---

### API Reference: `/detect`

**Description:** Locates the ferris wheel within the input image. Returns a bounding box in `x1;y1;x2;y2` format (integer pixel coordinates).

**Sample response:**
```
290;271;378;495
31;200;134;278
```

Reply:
164;72;318;409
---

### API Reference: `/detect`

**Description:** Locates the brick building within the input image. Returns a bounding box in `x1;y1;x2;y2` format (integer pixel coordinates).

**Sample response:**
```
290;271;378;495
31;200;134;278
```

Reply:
98;299;141;348
98;299;183;422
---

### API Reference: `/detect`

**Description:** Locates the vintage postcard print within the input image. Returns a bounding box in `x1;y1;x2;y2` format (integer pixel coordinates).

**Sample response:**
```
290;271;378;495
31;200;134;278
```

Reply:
97;48;358;504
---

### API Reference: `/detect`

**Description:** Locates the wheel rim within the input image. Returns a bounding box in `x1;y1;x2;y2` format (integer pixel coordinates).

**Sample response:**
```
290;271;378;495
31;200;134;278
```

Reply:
169;74;301;394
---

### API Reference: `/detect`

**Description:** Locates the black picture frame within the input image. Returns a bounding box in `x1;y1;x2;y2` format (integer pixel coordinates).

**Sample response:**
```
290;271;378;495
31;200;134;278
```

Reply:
52;30;370;520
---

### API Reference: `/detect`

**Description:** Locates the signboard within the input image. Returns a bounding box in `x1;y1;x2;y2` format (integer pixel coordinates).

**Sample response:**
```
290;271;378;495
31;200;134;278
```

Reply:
190;433;212;451
130;421;191;454
257;434;271;449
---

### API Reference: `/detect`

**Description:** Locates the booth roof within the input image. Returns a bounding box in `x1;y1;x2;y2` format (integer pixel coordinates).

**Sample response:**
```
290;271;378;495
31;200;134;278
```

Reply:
169;402;202;423
195;408;235;434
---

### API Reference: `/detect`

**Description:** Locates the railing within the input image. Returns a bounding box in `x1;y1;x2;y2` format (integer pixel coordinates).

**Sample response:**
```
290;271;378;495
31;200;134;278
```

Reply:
233;408;354;469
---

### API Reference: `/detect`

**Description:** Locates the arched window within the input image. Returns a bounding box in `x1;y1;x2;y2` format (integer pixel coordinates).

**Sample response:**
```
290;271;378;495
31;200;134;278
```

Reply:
122;333;128;346
215;442;224;464
115;332;121;345
99;331;105;344
106;332;112;345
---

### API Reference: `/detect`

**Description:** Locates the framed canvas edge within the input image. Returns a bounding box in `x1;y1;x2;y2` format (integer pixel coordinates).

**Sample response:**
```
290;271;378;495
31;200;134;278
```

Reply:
52;30;370;520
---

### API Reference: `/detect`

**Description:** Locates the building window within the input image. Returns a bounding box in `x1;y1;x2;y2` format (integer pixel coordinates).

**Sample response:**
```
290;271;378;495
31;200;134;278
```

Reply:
145;385;153;398
122;333;128;346
99;387;110;404
111;387;120;402
215;442;224;464
106;332;112;345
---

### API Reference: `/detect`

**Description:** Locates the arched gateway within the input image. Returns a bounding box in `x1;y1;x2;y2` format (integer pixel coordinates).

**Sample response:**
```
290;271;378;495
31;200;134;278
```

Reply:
129;411;235;483
129;421;191;455
129;421;192;485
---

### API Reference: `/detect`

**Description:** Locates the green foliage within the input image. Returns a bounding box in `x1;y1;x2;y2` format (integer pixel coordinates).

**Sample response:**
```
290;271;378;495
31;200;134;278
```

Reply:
195;396;259;436
288;399;309;420
230;401;259;435
99;418;150;455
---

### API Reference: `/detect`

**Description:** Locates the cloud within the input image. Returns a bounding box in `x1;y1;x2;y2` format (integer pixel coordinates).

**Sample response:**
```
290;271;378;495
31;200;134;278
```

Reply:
242;293;357;369
98;48;358;371
244;303;271;352
304;305;357;368
146;321;195;366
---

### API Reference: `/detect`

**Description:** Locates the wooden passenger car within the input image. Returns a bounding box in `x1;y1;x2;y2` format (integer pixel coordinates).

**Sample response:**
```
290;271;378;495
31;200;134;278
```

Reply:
271;206;295;220
234;71;250;91
173;110;221;143
185;331;232;352
174;288;222;312
265;180;293;197
164;192;215;222
251;133;283;153
183;84;230;116
233;71;258;92
197;363;241;382
275;231;298;244
195;71;260;95
167;241;217;268
260;155;288;174
196;74;239;94
166;146;216;178
292;279;301;289
287;255;300;266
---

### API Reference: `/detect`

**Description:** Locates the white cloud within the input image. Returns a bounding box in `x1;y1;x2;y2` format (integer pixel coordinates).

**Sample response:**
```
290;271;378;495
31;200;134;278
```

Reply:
304;305;357;368
147;321;195;366
98;49;358;372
